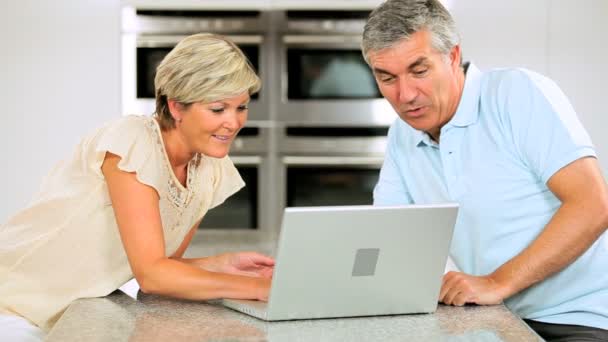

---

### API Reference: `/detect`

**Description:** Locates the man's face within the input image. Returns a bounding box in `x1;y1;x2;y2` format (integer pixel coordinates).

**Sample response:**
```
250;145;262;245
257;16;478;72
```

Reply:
368;30;463;140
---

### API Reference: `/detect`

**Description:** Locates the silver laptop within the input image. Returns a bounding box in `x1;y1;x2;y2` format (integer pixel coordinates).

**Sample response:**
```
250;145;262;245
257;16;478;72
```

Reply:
221;204;458;321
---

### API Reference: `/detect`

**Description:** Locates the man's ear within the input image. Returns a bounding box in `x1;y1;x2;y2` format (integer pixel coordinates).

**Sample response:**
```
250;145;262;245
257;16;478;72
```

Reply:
449;44;461;69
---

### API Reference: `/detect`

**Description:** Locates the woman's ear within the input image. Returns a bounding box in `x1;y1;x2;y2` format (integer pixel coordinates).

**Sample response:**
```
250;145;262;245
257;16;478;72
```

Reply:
167;99;183;123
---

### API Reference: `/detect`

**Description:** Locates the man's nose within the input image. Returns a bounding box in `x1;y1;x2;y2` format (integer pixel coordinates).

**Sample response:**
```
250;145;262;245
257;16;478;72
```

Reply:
398;78;418;104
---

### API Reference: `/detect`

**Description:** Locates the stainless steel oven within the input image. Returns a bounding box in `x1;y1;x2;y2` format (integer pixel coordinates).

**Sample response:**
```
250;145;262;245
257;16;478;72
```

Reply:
198;127;273;232
276;127;388;224
284;157;383;207
122;8;270;121
199;159;259;229
120;8;393;236
276;10;394;126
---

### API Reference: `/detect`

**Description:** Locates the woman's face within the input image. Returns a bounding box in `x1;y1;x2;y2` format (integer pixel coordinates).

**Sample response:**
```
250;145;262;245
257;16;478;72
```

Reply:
174;91;250;158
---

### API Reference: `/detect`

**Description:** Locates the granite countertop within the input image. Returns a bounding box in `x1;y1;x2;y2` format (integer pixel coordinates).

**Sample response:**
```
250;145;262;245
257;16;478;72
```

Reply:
46;293;541;341
46;233;542;341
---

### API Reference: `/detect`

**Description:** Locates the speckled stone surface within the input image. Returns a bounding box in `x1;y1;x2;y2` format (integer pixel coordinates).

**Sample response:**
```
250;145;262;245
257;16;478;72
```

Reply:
46;232;543;342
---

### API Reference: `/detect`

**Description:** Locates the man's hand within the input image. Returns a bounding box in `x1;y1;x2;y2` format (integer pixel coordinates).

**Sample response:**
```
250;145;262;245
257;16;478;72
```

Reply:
439;271;508;306
204;252;275;279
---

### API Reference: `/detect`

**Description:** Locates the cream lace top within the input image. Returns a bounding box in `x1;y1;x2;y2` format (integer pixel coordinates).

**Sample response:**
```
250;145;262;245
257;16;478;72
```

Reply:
0;115;244;331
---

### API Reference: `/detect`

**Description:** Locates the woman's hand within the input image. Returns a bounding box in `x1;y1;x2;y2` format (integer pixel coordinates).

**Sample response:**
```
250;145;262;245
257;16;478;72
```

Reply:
255;277;272;302
203;252;275;279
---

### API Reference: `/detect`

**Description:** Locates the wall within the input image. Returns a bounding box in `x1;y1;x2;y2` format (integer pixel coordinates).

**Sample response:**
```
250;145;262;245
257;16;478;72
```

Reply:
0;0;606;223
450;0;608;176
547;0;608;176
0;1;121;222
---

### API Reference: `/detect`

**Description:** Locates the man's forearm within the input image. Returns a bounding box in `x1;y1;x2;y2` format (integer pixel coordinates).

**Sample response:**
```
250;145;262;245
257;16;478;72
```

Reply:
489;200;608;300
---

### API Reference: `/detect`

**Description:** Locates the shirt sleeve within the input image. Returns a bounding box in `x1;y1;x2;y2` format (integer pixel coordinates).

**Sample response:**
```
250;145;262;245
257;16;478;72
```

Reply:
88;116;164;195
208;156;245;209
373;123;414;206
498;69;596;184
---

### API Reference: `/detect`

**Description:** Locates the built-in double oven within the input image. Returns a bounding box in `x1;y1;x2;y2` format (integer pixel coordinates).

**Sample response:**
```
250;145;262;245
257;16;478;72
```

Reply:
200;126;272;232
276;10;393;126
121;8;394;236
121;8;273;233
278;127;387;210
122;8;269;120
272;10;392;227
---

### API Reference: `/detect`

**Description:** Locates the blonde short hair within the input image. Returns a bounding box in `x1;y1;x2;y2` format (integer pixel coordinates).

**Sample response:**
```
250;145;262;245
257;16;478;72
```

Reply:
154;33;261;130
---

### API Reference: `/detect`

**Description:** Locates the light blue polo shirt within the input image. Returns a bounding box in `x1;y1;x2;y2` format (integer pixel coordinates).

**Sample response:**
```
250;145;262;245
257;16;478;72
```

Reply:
374;63;608;329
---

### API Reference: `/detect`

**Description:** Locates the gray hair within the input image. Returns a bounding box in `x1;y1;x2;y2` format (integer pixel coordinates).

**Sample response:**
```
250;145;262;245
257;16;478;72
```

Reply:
362;0;460;63
154;33;261;130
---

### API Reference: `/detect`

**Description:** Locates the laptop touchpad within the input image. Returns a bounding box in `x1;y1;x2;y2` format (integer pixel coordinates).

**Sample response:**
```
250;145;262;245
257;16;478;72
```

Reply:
352;248;380;277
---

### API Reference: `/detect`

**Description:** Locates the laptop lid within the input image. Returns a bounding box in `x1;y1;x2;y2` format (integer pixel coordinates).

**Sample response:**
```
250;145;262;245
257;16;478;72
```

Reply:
262;204;458;320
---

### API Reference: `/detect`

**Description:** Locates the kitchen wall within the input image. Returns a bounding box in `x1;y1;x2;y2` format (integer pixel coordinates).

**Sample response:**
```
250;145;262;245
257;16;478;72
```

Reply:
546;0;607;174
0;1;121;222
0;0;606;223
451;0;608;178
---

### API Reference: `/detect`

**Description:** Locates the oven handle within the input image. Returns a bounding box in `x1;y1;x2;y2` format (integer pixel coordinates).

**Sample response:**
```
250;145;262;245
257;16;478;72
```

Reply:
282;156;383;167
231;155;262;166
137;35;263;47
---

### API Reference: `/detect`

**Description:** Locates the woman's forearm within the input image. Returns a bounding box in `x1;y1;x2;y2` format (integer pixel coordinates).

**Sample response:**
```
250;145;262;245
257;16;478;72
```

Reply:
170;256;209;267
170;255;225;272
139;258;268;301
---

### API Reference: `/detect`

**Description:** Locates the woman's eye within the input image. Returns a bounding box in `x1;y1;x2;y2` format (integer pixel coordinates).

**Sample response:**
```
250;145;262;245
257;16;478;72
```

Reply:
238;106;249;111
210;108;224;113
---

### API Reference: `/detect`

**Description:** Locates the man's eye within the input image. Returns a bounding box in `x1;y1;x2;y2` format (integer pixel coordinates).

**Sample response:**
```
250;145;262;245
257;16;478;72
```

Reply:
380;76;395;83
413;69;428;76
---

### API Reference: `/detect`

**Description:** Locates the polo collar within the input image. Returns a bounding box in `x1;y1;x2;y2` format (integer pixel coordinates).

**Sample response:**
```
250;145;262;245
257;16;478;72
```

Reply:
447;62;482;128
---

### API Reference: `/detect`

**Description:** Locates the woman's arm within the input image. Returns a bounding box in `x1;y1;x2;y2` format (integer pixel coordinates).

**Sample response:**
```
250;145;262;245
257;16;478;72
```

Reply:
102;152;270;301
170;222;275;279
170;222;200;259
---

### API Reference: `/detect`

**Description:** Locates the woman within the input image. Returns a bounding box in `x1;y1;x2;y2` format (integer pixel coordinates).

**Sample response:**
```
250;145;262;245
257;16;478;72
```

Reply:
0;33;274;339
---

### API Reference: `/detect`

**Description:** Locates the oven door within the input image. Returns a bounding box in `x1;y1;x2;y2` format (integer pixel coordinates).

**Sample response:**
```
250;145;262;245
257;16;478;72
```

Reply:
198;155;261;230
278;35;393;126
283;156;383;207
123;34;266;120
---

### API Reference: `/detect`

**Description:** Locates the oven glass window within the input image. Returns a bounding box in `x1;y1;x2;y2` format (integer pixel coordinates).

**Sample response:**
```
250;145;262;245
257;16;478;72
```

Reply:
137;44;260;99
287;49;380;100
199;166;258;229
287;167;379;207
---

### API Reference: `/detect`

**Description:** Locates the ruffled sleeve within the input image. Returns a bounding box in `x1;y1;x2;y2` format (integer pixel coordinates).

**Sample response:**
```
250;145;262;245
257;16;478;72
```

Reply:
208;156;245;209
86;115;164;196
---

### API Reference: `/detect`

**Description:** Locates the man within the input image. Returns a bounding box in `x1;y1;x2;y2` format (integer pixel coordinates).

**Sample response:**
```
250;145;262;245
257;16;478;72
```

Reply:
363;0;608;340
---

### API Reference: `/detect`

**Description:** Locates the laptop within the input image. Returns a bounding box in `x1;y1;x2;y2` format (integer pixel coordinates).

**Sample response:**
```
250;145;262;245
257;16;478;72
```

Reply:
221;204;458;321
